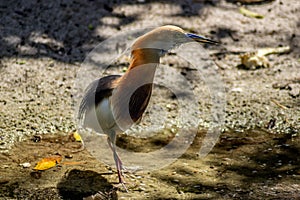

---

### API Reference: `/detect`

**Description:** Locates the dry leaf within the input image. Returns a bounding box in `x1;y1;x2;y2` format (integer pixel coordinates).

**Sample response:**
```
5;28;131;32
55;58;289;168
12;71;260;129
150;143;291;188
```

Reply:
34;155;62;171
240;52;270;69
73;132;82;142
239;7;264;19
240;46;290;69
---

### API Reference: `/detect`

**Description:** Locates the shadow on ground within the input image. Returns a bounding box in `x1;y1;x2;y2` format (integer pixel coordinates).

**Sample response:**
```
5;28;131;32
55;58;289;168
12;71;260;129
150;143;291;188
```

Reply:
57;169;117;200
0;0;218;63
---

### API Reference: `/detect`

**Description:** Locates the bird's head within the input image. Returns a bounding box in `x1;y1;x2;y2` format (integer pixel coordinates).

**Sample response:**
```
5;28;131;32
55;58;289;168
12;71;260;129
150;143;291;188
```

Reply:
132;25;218;55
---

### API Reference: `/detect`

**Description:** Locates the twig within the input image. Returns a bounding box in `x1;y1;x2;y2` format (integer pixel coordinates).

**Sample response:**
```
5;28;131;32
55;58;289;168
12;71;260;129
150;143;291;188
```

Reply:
271;99;288;110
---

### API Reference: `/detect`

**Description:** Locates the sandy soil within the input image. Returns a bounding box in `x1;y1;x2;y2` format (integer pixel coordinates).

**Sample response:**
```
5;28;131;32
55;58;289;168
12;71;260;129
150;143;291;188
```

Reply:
0;0;299;199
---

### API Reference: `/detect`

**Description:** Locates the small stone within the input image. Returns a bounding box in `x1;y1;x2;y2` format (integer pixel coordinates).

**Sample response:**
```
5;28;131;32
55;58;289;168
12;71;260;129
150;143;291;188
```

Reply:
65;154;73;159
20;162;31;168
31;135;42;142
231;88;243;92
289;83;300;98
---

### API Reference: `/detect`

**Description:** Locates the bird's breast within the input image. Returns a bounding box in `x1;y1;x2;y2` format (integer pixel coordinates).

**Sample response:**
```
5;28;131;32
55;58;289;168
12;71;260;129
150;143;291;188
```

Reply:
96;97;120;132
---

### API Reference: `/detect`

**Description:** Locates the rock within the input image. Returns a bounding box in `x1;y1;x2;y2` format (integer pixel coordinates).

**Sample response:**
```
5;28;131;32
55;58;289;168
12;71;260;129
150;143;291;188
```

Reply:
288;83;300;98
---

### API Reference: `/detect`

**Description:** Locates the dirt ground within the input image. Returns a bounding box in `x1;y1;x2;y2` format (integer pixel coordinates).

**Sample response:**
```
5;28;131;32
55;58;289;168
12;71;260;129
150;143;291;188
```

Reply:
0;0;299;199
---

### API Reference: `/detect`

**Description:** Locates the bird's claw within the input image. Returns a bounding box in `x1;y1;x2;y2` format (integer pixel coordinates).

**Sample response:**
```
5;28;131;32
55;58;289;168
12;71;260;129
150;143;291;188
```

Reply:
113;181;128;193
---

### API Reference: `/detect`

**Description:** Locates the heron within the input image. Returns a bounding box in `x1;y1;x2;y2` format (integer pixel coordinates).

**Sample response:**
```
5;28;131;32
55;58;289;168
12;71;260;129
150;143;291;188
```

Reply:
78;25;217;190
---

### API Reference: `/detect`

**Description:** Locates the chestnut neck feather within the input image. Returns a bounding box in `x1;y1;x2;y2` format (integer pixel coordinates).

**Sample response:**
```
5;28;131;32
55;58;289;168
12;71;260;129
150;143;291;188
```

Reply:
110;48;161;129
128;48;160;70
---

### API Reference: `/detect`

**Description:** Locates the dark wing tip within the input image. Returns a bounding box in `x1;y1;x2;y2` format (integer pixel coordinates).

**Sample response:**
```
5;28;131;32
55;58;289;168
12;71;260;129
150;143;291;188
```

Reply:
77;75;121;127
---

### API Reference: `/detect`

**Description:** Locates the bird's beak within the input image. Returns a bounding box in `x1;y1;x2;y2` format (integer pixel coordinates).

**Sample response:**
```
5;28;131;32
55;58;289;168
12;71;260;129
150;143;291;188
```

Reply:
186;33;218;45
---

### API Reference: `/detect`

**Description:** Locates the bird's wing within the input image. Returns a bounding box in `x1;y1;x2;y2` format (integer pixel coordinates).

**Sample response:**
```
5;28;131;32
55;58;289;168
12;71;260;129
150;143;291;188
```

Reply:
128;83;153;122
78;75;121;128
110;64;156;130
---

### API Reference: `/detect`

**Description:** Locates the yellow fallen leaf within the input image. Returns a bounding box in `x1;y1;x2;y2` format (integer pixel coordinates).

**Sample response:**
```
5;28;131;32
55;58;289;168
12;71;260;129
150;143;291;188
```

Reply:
239;7;264;19
73;132;82;142
34;155;62;171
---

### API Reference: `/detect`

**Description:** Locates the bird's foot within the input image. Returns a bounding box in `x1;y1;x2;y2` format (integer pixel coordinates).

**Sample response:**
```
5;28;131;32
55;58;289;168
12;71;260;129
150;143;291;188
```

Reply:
113;167;127;191
120;182;129;193
112;180;128;192
113;180;139;193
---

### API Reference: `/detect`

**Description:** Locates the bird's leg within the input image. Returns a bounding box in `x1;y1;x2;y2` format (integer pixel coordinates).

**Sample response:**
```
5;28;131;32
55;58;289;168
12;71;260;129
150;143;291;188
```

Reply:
107;137;124;176
107;135;128;192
